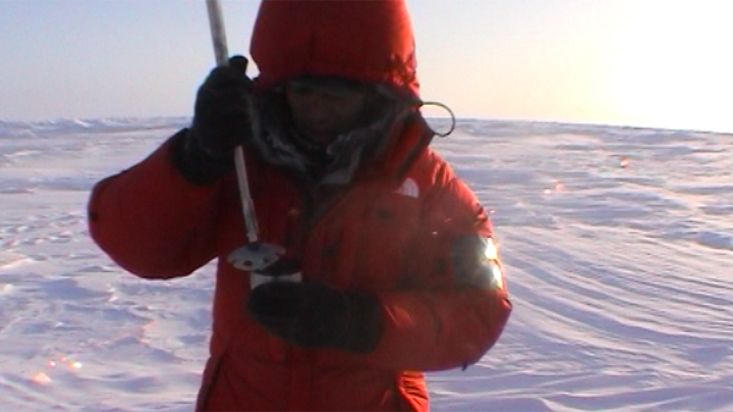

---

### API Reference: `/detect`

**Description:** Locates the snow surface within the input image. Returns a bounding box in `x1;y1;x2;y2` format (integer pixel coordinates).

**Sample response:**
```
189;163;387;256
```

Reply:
1;117;731;411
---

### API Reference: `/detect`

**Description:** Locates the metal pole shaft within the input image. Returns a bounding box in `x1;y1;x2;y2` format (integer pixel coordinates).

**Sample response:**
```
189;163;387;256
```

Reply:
205;0;229;66
205;0;259;243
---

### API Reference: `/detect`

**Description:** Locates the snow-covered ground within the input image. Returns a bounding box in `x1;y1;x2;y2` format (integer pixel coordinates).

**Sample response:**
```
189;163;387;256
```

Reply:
1;118;731;411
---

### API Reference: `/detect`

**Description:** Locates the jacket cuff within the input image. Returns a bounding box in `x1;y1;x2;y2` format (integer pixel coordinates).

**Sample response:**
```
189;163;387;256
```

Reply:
343;292;384;353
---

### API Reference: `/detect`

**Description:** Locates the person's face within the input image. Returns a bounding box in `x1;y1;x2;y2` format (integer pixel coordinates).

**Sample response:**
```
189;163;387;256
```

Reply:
285;79;370;145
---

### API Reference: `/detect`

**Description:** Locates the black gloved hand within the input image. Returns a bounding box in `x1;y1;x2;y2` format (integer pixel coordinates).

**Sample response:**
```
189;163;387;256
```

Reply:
172;55;253;184
248;281;384;353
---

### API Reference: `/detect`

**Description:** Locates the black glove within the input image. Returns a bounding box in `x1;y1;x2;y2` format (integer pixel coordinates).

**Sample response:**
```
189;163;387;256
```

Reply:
248;281;384;353
172;55;253;184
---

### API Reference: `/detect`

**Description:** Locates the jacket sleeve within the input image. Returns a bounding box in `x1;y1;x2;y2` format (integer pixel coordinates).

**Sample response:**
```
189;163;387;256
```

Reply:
87;130;223;279
334;160;512;371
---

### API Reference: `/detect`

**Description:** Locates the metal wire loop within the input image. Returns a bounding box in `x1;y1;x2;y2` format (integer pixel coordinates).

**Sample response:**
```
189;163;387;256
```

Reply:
418;100;456;137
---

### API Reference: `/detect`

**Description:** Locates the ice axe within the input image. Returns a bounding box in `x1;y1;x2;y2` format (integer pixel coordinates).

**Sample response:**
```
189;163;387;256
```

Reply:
204;0;301;287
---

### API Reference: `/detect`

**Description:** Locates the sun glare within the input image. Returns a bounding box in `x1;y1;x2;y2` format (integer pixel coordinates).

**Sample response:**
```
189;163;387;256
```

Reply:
607;1;733;132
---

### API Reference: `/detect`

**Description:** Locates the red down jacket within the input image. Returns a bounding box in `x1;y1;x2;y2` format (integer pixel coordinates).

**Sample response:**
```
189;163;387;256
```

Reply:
88;1;511;410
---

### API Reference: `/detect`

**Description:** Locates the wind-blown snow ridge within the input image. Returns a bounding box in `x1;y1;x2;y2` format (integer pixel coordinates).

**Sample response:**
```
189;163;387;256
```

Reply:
0;117;189;138
0;118;731;411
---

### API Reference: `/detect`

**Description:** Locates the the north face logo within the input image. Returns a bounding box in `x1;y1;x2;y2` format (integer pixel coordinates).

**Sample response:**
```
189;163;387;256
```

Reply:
394;177;419;198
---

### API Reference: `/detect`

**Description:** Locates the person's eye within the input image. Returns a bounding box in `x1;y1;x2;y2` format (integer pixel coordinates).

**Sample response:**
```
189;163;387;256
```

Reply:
326;90;362;102
325;93;350;103
288;83;315;97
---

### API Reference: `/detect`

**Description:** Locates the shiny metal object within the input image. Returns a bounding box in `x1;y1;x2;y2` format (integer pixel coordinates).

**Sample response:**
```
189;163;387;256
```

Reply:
227;242;285;271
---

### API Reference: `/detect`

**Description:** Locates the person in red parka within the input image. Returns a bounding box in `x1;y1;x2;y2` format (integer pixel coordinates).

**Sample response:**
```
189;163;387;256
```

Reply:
88;1;512;410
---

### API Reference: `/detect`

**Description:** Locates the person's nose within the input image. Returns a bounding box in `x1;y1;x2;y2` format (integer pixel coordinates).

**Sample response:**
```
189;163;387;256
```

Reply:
303;94;334;123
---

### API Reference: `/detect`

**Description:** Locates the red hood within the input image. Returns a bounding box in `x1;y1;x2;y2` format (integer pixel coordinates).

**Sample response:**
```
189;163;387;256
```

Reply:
250;0;420;99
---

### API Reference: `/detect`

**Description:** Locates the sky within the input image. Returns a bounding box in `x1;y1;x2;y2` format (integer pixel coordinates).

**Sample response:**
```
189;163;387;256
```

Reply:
1;0;732;133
